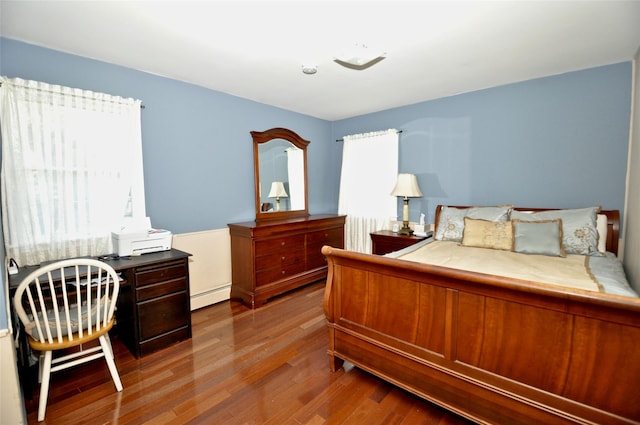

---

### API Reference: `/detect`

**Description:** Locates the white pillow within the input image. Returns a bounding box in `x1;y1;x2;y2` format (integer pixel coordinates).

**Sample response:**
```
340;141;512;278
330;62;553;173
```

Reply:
597;214;607;253
435;205;512;242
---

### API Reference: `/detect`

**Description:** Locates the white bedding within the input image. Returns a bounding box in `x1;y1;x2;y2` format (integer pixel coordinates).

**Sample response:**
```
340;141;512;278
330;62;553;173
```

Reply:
387;238;638;298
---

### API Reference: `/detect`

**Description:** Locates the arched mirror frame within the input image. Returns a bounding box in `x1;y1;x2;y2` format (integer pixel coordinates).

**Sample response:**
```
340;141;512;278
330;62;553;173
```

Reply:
253;127;309;222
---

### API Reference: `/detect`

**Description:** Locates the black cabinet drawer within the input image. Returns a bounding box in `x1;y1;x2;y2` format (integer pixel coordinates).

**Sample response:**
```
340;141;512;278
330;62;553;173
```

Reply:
137;291;189;341
138;326;191;357
135;261;187;287
136;277;188;302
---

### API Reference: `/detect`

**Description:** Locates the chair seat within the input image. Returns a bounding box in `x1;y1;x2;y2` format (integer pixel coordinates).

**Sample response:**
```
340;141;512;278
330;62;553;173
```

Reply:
28;318;114;351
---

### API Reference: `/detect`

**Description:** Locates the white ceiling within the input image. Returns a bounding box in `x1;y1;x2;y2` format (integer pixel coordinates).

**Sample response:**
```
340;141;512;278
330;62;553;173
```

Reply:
1;1;640;121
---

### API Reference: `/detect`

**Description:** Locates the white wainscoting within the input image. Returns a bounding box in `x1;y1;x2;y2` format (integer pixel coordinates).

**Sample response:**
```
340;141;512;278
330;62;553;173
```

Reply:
0;329;27;424
172;228;231;310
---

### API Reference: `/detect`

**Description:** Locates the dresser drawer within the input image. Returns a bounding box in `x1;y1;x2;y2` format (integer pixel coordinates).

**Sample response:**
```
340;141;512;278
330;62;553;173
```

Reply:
256;262;307;286
255;249;305;271
307;227;344;266
307;241;332;269
137;291;189;341
255;234;305;255
135;261;187;287
307;227;343;246
136;277;188;302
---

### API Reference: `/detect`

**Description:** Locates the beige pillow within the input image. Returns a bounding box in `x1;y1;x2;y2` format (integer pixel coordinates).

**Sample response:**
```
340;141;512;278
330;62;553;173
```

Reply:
461;217;513;251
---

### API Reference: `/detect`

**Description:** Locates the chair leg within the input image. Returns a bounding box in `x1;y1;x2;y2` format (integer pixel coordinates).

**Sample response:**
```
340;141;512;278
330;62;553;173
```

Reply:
37;350;53;422
99;335;123;392
37;353;44;383
103;333;115;360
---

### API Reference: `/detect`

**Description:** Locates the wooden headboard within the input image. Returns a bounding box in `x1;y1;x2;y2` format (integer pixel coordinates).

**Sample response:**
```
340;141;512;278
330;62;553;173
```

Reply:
434;205;620;256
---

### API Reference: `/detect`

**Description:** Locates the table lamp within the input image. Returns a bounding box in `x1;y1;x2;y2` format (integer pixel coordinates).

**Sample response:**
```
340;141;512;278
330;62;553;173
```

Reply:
390;173;423;235
268;181;288;211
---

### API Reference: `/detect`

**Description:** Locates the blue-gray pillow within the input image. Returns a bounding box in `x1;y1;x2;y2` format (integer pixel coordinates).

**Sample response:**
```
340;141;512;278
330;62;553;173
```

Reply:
510;207;600;256
435;205;512;242
512;219;565;257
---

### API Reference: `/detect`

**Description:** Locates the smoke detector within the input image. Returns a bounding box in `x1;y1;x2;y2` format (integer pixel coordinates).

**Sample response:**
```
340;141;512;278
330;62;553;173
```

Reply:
301;65;317;75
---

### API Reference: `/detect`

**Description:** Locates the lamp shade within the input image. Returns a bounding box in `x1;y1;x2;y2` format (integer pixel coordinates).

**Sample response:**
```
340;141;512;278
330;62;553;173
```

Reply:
268;181;288;198
390;174;423;197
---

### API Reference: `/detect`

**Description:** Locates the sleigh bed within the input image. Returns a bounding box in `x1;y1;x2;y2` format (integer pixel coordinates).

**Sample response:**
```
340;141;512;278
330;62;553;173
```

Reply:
322;206;640;425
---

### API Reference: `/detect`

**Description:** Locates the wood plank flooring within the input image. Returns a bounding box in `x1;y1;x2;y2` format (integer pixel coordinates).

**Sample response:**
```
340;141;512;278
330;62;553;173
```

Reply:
23;282;474;424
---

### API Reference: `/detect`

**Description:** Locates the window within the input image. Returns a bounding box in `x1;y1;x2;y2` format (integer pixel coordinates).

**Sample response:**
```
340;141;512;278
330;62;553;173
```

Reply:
0;77;145;265
338;129;399;253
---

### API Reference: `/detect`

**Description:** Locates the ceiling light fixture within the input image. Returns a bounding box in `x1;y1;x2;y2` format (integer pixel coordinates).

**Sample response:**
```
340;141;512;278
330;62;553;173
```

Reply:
334;43;386;71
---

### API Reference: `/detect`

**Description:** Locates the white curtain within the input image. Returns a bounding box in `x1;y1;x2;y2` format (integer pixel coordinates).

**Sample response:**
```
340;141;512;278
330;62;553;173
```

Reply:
0;77;145;266
338;129;399;253
286;146;304;210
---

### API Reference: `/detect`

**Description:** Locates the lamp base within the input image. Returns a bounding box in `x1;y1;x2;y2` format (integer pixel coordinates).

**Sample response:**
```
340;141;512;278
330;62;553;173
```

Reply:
397;222;413;236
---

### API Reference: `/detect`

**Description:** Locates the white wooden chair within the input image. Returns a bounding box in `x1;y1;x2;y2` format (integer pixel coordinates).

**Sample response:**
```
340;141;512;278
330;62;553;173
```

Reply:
13;258;123;421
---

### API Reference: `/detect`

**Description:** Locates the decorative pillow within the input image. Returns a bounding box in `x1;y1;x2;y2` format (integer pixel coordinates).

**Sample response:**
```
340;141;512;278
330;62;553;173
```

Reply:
510;207;601;256
461;217;513;250
435;205;513;242
512;219;565;257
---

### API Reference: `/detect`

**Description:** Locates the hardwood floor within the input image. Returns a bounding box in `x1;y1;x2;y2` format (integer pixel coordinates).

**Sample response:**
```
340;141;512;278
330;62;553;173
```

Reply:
23;281;474;424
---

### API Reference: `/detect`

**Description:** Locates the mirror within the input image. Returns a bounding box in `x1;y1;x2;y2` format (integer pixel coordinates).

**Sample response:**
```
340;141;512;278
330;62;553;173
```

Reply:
253;128;309;222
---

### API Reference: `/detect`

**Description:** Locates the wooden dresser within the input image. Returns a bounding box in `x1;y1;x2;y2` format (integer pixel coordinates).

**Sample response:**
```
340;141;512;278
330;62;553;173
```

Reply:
228;214;345;308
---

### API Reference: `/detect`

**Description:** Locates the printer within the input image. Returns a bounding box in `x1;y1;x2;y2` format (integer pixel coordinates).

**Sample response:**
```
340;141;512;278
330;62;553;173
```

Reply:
111;217;172;257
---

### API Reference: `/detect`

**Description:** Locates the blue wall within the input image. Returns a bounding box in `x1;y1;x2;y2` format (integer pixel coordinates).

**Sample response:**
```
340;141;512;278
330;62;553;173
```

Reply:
332;63;632;225
0;38;337;234
0;37;633;330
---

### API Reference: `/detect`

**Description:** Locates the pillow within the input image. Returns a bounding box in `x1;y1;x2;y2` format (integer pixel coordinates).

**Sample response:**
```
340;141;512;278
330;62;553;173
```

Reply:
461;217;513;250
435;205;513;242
24;298;105;341
512;219;565;257
510;207;600;256
597;214;607;253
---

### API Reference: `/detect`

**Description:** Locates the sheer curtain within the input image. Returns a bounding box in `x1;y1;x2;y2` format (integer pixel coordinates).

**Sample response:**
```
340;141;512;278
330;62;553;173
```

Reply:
286;146;304;210
338;129;399;253
0;77;145;266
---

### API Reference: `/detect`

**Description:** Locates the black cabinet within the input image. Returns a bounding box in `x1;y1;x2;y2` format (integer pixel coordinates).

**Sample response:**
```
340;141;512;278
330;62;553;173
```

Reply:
114;250;192;358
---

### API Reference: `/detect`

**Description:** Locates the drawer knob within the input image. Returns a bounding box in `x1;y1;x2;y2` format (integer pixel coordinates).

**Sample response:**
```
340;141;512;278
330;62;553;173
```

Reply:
281;256;286;261
281;241;285;246
281;270;286;275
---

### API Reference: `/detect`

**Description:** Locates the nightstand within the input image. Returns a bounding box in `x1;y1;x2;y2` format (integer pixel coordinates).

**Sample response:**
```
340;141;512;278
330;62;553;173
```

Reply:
370;230;431;255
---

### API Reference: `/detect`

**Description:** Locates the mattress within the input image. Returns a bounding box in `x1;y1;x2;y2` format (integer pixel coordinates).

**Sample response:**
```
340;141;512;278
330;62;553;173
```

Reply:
387;238;638;298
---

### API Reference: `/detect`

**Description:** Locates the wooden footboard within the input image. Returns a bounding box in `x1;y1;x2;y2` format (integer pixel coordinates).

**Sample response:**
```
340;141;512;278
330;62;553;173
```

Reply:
322;245;640;425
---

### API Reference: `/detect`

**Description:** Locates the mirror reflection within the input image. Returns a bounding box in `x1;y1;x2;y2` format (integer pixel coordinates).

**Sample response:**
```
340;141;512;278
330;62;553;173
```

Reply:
258;139;304;213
